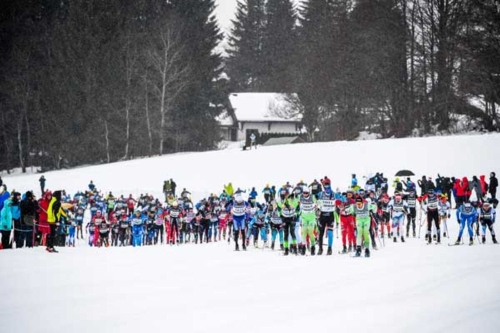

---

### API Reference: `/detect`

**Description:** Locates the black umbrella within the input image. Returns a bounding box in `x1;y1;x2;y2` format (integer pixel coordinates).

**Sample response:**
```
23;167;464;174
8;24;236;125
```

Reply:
395;170;415;177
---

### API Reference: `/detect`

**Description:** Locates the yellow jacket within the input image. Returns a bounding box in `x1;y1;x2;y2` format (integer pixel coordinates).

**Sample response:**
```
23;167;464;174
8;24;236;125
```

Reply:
47;197;67;223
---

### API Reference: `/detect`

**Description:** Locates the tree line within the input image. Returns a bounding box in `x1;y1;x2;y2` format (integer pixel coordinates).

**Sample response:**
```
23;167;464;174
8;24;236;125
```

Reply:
1;0;498;173
226;0;500;141
0;0;226;172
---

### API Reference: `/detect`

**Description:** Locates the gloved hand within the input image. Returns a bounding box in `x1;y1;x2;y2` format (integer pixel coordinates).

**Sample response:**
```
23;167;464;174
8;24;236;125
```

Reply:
447;213;451;218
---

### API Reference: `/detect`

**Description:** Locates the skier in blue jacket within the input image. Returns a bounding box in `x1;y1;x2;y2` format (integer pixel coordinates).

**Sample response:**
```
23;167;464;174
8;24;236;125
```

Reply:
455;200;478;245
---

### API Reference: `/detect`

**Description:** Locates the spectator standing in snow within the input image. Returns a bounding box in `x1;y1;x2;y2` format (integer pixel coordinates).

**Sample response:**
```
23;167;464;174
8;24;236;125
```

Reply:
0;193;13;249
46;190;66;253
88;181;95;192
418;176;428;196
170;178;177;196
490;172;498;200
39;175;46;195
471;176;483;201
250;132;257;150
20;191;38;248
11;192;22;247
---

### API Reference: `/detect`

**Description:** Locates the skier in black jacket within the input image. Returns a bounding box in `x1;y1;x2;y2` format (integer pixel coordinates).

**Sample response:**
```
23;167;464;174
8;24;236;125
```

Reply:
490;172;498;200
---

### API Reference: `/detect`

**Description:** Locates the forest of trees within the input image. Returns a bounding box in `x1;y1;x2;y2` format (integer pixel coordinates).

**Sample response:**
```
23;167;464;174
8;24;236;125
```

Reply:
0;0;499;172
0;0;226;172
227;0;500;141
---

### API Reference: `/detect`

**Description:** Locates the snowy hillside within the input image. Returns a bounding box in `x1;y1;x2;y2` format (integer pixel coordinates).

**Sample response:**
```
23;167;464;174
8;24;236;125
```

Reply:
3;133;500;202
1;134;500;333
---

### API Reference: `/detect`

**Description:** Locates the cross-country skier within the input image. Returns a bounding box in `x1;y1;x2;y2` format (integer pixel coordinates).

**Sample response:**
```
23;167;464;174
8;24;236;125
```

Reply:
300;186;317;255
131;209;144;247
67;215;76;247
422;189;441;244
404;190;418;238
277;190;299;255
86;219;96;247
350;197;377;257
389;193;409;242
251;208;268;248
98;218;110;247
438;195;451;238
316;181;336;255
167;201;183;244
267;203;284;250
118;211;130;246
455;200;478;245
337;190;356;253
228;193;248;251
378;194;392;239
479;201;497;244
263;184;273;204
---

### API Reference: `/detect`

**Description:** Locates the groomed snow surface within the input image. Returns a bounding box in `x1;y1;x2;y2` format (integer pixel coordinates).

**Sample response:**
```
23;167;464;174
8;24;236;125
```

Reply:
1;133;500;333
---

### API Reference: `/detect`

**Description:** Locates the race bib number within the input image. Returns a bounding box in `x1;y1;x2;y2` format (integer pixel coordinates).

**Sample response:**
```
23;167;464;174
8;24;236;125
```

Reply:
320;200;335;212
232;206;246;216
301;203;315;213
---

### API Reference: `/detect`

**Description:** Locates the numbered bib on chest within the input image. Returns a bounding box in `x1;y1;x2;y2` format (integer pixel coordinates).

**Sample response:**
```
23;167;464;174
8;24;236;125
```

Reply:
281;207;296;218
320;200;335;212
232;205;246;216
301;202;315;213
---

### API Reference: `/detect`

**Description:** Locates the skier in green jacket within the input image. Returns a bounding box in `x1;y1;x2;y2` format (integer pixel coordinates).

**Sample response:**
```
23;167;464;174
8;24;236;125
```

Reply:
299;186;317;255
350;197;377;257
276;190;300;255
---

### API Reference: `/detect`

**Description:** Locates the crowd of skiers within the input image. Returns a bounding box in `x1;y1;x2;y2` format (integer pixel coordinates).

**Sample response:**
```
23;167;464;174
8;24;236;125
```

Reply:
0;172;497;256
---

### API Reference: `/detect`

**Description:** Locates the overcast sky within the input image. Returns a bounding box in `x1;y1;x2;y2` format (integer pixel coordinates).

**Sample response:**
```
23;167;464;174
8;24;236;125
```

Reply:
214;0;302;34
214;0;238;34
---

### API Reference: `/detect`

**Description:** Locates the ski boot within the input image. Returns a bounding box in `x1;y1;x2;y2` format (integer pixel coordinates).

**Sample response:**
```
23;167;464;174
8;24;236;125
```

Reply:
341;245;347;254
454;237;461;245
436;235;441;244
280;244;284;251
482;236;486;244
406;231;409;238
469;238;474;246
242;242;247;251
401;236;405;243
299;244;305;256
365;248;370;258
348;245;353;252
51;247;58;253
326;246;332;255
443;232;447;238
254;240;258;248
413;229;416;238
292;244;298;255
493;235;498;244
271;241;275;250
318;247;323;255
284;247;289;256
235;243;240;251
433;235;437;241
311;245;316;256
355;246;361;257
393;237;397;243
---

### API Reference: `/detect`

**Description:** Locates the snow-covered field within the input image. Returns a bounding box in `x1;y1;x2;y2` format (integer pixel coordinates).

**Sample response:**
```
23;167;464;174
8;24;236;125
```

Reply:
1;133;500;333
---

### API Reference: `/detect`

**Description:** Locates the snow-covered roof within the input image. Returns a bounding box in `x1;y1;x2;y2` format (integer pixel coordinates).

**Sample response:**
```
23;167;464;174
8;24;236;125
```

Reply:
229;93;301;123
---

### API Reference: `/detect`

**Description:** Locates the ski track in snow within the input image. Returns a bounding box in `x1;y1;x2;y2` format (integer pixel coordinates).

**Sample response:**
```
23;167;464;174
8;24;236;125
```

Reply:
1;134;500;333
